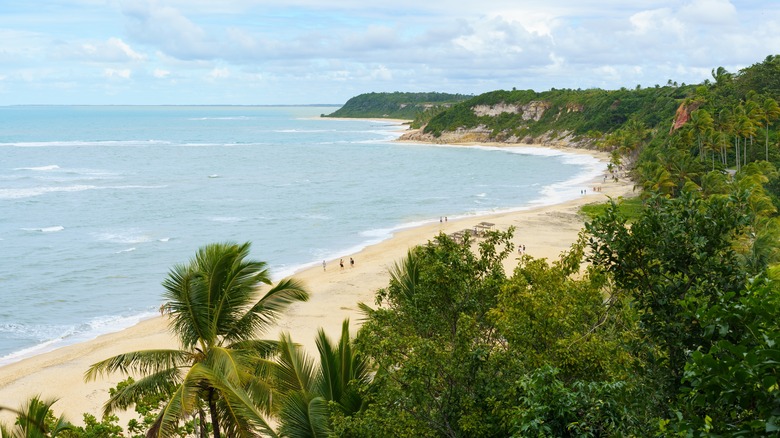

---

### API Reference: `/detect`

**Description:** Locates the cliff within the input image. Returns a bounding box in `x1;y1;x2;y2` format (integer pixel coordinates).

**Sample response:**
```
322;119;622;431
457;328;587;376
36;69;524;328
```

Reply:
415;86;688;148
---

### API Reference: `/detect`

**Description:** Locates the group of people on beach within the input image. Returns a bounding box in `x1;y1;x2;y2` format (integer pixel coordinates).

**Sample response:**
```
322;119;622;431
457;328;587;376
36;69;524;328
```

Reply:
580;187;603;195
322;257;354;271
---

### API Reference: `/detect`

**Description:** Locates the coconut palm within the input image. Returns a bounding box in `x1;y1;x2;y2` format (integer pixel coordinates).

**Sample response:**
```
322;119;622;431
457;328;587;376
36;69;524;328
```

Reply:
689;109;713;162
761;97;780;161
273;319;372;437
0;396;71;438
85;242;309;438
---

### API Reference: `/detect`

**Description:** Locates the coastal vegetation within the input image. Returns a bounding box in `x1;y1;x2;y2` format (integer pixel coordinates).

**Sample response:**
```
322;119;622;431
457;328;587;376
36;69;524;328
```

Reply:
5;55;780;437
322;92;471;126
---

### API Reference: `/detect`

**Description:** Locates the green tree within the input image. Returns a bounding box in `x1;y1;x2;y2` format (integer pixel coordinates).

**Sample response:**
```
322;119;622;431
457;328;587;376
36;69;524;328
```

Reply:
585;192;753;397
85;242;309;438
353;231;515;437
711;66;734;88
62;414;124;438
760;97;780;161
668;276;780;435
350;230;653;436
690;108;714;163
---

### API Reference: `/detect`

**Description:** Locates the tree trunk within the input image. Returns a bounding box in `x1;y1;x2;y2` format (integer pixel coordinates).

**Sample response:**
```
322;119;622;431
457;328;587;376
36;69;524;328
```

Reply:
199;408;208;438
209;390;221;438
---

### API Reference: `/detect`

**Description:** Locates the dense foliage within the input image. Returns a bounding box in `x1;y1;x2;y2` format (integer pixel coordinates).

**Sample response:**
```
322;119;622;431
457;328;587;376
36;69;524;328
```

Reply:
323;92;471;122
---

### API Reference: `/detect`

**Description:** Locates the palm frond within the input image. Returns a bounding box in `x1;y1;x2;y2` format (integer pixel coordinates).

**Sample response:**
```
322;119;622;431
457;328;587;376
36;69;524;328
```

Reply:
162;263;211;349
85;349;191;381
356;302;375;321
315;327;338;402
227;338;280;358
147;364;209;438
226;277;309;343
274;333;317;394
389;249;420;304
4;396;72;438
276;391;330;438
315;319;372;415
191;362;279;438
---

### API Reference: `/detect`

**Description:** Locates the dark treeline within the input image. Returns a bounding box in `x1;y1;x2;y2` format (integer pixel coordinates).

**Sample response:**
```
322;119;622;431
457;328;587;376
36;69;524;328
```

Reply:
323;91;471;123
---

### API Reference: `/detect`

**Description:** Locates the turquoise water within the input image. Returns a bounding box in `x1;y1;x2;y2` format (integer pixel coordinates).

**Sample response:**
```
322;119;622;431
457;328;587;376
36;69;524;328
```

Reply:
0;105;603;364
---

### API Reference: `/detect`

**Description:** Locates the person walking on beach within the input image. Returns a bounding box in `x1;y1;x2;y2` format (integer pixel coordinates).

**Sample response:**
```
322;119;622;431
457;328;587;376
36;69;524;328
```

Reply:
322;260;326;271
350;257;354;268
340;259;344;270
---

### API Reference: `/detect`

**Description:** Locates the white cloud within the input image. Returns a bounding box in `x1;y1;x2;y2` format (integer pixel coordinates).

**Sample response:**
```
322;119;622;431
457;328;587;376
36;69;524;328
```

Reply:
678;0;737;25
370;65;393;81
104;68;132;79
208;67;230;79
76;37;146;62
153;68;170;78
120;0;216;59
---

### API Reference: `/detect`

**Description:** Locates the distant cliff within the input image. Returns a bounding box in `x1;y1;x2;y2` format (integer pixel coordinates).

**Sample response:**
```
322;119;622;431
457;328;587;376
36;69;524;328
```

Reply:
405;87;689;148
323;92;471;122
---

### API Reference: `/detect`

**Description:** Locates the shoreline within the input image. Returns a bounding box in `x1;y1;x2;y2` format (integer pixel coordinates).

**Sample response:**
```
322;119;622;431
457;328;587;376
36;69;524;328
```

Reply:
0;141;635;425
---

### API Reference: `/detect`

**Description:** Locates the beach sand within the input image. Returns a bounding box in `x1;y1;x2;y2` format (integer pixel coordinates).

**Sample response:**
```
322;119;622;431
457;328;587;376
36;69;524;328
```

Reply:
0;143;635;425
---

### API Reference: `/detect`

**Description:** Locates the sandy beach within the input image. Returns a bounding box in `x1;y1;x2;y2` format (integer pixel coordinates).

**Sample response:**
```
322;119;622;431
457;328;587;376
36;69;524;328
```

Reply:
0;143;634;425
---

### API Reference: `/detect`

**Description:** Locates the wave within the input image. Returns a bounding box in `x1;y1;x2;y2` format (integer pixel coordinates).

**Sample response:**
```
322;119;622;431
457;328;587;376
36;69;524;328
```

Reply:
0;184;165;200
0;310;159;366
188;116;253;121
95;231;153;244
0;140;172;148
116;247;137;254
13;164;60;171
209;216;246;223
274;129;336;133
21;225;65;233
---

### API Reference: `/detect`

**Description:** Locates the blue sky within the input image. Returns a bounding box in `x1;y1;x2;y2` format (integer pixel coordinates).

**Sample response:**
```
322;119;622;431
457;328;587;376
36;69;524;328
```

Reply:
1;0;778;105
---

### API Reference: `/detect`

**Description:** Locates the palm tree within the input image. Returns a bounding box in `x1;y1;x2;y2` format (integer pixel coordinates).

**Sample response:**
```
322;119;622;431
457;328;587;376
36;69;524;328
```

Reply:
0;396;72;438
711;66;733;87
690;109;713;162
761;97;780;161
273;319;372;437
744;97;762;165
715;109;735;167
86;242;309;438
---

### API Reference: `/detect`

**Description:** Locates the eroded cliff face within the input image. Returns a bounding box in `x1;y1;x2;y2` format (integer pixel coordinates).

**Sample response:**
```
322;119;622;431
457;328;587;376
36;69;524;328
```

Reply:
397;126;589;148
471;101;552;121
398;99;592;148
670;100;703;133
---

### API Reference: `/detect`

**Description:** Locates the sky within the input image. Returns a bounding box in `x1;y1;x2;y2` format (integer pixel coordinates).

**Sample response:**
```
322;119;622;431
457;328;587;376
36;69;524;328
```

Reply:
0;0;778;105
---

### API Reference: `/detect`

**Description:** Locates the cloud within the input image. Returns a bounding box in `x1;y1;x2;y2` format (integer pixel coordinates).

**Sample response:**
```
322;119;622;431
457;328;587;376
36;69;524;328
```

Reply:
120;0;217;60
678;0;738;25
75;37;146;62
208;67;230;79
104;68;132;79
370;65;393;81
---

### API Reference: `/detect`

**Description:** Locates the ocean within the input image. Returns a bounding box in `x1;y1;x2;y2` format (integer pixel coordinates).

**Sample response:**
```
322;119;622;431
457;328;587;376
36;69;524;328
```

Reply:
0;105;604;365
